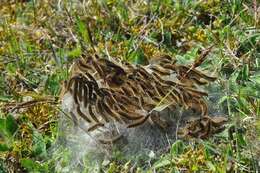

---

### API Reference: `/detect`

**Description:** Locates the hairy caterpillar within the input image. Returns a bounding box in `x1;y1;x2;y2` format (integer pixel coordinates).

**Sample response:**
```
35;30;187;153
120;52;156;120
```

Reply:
61;54;216;142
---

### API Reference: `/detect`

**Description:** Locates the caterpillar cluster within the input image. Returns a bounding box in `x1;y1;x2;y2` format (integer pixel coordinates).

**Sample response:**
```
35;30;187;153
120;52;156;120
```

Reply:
61;54;216;137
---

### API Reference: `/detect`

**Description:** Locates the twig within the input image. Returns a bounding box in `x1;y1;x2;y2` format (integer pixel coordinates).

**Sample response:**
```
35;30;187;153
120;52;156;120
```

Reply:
3;98;58;113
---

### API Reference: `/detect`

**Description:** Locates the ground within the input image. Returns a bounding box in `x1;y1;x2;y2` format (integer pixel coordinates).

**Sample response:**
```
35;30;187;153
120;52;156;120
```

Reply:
0;0;259;172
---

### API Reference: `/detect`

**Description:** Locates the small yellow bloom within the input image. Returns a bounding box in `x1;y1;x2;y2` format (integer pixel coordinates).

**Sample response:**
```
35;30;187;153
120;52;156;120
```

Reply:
195;29;206;42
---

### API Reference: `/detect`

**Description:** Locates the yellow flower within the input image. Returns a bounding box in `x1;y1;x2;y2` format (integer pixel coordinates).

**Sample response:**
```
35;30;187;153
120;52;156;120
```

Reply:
195;29;206;42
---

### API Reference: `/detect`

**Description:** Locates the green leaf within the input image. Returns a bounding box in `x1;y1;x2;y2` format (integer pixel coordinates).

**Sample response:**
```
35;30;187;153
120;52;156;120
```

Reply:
66;45;82;59
238;64;249;82
171;140;185;156
0;119;6;135
32;129;47;157
206;161;216;172
170;167;180;173
250;73;260;85
0;96;12;102
6;63;16;76
0;161;7;173
215;124;232;139
21;158;48;173
20;158;36;171
153;158;171;169
236;132;246;147
242;64;249;81
218;95;229;104
128;49;148;65
107;162;118;173
116;2;129;21
239;85;260;99
5;114;18;136
164;31;172;46
203;142;219;160
225;144;233;158
0;115;18;138
76;17;93;46
45;71;66;96
0;143;10;151
191;164;199;171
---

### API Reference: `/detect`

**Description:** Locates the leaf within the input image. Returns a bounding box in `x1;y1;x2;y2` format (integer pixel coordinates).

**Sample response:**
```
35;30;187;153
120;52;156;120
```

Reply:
170;167;180;173
0;119;6;135
0;96;12;102
203;142;219;159
107;162;118;173
152;102;172;112
218;96;229;104
192;164;199;171
206;161;216;172
242;64;249;81
116;2;128;21
6;63;16;76
171;140;185;156
76;17;93;46
236;133;246;147
153;158;171;169
20;159;36;171
225;144;233;158
45;72;65;96
0;162;7;173
5;114;18;136
20;158;48;173
32;129;47;157
239;84;260;99
215;124;232;139
250;73;260;85
0;143;10;151
128;49;148;65
66;45;82;59
0;115;18;138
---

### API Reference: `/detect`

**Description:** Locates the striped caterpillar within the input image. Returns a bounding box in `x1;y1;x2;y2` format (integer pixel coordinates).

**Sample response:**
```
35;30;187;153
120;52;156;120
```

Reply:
61;54;216;142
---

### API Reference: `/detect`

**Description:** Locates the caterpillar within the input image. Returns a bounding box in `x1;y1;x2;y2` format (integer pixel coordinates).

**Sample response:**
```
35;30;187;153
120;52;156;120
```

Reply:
61;54;216;142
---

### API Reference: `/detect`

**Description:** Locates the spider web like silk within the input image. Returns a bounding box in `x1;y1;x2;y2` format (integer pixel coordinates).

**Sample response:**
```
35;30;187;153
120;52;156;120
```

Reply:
49;84;226;172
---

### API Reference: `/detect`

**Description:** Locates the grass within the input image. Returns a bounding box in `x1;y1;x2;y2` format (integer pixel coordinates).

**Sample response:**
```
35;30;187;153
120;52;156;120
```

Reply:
0;0;259;172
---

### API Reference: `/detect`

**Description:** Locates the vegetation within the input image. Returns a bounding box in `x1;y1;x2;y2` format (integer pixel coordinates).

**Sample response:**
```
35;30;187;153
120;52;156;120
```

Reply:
0;0;259;172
